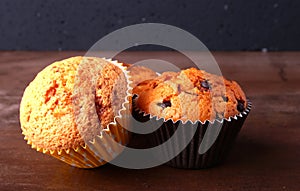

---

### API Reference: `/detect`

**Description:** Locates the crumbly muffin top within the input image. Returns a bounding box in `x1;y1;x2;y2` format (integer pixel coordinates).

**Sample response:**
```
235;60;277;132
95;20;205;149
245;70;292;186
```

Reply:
127;65;158;87
20;56;128;151
133;68;247;122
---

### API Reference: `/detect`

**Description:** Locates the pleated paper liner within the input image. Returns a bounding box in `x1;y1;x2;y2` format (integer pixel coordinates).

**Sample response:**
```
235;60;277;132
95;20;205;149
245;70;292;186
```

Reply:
22;121;129;168
22;58;132;168
133;100;251;169
70;57;132;168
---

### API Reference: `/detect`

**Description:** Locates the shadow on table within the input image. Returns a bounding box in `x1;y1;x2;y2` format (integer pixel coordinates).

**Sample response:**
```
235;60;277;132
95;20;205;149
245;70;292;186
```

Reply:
46;137;273;189
225;135;273;167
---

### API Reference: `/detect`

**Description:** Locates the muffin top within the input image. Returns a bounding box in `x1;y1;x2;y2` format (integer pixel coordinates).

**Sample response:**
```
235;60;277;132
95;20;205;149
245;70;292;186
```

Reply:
20;56;128;151
133;68;247;122
127;65;158;87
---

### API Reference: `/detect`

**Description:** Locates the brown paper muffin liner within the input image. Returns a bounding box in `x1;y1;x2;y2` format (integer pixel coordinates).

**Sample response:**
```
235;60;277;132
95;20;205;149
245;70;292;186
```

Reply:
22;58;132;168
133;100;251;169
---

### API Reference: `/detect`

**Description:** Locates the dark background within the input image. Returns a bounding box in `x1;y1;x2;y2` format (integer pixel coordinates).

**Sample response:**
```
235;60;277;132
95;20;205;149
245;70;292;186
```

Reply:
0;0;299;51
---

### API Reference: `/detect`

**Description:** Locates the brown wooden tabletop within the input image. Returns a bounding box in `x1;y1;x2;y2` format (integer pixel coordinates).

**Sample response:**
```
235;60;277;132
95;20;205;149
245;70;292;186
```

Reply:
0;51;299;191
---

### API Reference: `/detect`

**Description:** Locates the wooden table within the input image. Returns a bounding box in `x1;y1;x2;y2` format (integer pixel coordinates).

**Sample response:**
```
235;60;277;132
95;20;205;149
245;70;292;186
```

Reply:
0;51;299;191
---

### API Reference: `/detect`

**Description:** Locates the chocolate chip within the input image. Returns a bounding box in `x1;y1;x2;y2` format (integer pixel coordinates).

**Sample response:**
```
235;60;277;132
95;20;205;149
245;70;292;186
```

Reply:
157;100;172;109
132;94;138;100
201;80;210;90
237;100;245;112
164;100;172;107
222;96;229;102
152;83;158;89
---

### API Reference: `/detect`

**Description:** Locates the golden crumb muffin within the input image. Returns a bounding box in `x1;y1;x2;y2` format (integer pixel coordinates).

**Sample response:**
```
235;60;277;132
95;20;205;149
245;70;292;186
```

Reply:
20;56;130;168
133;68;247;122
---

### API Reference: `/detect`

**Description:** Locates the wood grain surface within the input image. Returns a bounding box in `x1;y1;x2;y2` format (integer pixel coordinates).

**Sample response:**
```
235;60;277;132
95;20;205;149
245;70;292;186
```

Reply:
0;51;299;191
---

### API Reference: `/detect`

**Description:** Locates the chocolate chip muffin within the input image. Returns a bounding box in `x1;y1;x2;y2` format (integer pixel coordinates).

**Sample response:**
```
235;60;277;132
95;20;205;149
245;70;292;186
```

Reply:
132;67;251;169
133;67;247;122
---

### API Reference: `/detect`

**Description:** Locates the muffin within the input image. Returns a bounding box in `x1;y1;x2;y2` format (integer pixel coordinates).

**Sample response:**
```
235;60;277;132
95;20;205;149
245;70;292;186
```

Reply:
20;56;131;168
133;68;251;168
